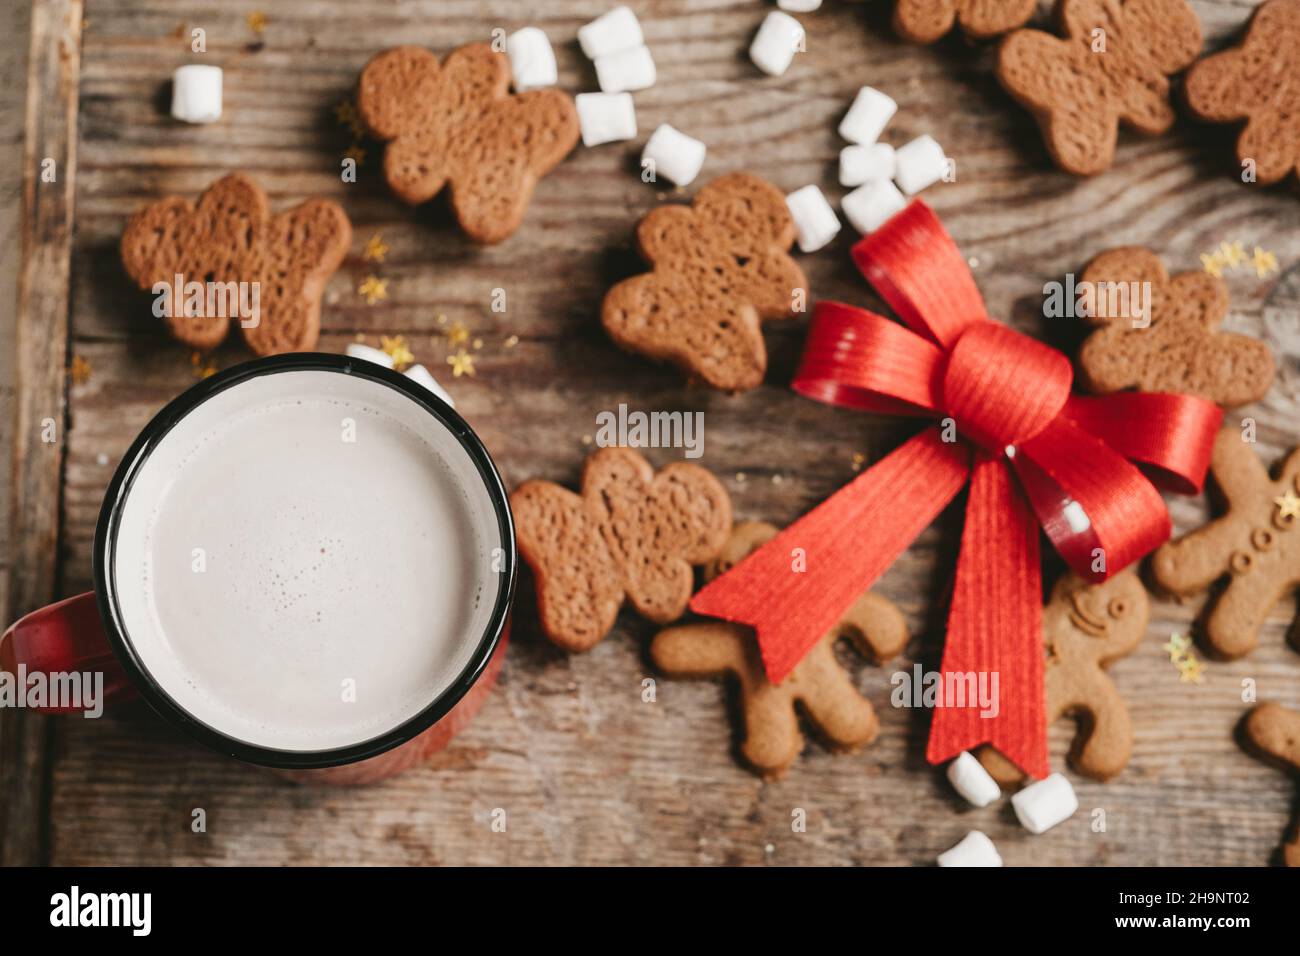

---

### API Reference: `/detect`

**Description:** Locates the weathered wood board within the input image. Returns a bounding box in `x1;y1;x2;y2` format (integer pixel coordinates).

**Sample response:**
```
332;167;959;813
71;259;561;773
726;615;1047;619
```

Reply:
3;0;1299;865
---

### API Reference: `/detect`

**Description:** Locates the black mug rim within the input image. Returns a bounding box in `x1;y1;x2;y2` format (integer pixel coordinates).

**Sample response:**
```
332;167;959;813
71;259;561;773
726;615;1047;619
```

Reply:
91;352;516;770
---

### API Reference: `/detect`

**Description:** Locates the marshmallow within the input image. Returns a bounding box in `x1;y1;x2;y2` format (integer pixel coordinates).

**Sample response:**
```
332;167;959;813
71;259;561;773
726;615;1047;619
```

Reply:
779;0;823;10
595;44;656;93
785;185;840;253
838;86;897;145
1011;773;1078;834
895;134;949;195
946;751;1002;808
937;831;1003;867
841;179;907;234
403;364;456;409
576;92;637;147
642;124;707;187
839;142;896;187
578;6;644;59
505;27;558;91
171;64;223;124
750;11;805;77
345;343;395;369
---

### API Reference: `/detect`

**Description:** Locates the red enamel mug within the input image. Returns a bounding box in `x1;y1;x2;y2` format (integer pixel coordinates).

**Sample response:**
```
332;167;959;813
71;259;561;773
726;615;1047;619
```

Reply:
1;354;515;784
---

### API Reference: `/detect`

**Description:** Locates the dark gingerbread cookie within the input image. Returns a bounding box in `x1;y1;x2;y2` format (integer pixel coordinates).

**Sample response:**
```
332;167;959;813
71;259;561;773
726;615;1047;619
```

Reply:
601;173;809;393
511;447;732;652
651;522;908;778
1185;0;1300;186
120;174;351;355
356;43;579;244
996;0;1202;175
1242;702;1300;867
894;0;1036;44
1077;246;1275;407
978;570;1149;783
1152;428;1300;659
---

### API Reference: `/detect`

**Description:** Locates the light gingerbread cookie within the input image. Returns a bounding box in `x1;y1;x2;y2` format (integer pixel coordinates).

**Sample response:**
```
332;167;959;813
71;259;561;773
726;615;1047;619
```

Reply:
120;174;351;355
511;448;732;652
894;0;1036;44
1184;0;1300;186
996;0;1202;175
651;522;908;778
1242;702;1300;867
977;570;1149;783
601;173;809;393
1076;246;1274;407
1152;428;1300;659
356;44;579;244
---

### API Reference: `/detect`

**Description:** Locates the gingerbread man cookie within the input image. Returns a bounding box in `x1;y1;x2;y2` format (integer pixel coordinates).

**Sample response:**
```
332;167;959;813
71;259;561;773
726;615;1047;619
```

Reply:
651;522;908;778
1152;428;1300;659
1185;0;1300;186
120;174;351;356
894;0;1036;44
1243;702;1300;867
996;0;1202;175
357;44;579;244
1076;246;1275;407
601;173;809;393
978;570;1149;783
511;447;732;652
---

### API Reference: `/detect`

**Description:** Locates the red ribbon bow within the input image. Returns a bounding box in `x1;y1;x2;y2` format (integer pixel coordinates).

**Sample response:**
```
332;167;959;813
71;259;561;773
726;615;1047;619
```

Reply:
690;201;1222;778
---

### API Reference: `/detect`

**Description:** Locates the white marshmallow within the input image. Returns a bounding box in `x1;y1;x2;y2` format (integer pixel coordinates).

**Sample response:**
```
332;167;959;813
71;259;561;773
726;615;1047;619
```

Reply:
895;134;949;195
841;179;907;234
785;185;840;253
505;27;558;91
937;831;1003;867
946;751;1002;808
576;92;637;147
642;124;707;187
595;44;656;93
838;86;897;145
403;364;456;409
171;64;223;124
1012;773;1078;834
839;142;896;187
779;0;823;11
578;6;644;59
345;343;395;369
750;11;805;77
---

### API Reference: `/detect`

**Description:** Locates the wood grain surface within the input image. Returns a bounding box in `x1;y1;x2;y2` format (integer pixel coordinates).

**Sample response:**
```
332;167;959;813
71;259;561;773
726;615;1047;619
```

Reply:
4;0;1300;866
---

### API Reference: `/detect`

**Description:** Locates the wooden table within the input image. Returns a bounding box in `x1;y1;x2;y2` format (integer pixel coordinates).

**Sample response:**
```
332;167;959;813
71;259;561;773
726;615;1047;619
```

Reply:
2;0;1298;866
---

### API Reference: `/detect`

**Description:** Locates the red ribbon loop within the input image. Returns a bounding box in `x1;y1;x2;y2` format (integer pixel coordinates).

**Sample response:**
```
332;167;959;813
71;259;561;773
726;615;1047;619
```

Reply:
691;200;1223;779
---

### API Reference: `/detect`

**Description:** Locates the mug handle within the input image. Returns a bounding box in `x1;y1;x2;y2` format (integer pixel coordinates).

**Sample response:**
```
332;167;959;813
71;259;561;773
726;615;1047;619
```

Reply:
0;592;137;713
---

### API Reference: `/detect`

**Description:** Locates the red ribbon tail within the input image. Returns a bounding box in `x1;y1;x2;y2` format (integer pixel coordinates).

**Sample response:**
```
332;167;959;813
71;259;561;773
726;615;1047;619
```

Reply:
690;429;971;684
926;455;1049;779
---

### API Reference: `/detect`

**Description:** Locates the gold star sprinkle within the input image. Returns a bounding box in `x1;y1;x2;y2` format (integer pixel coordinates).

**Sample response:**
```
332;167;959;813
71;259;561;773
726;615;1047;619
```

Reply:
357;275;387;304
362;233;389;263
379;335;414;371
1163;633;1191;661
445;321;470;347
581;434;593;446
1253;246;1279;279
1177;654;1206;684
1200;251;1224;278
189;351;216;379
447;349;476;378
504;334;519;349
851;452;866;472
1219;240;1247;269
343;145;366;167
1275;491;1300;520
69;355;92;385
246;11;267;34
437;314;448;326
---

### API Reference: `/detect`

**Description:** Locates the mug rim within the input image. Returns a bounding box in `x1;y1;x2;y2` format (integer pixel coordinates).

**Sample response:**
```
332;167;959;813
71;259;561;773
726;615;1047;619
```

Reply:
92;352;516;770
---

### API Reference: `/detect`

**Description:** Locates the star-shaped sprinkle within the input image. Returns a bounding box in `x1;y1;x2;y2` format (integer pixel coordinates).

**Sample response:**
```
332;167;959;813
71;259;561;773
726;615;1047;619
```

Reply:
1275;491;1300;520
1163;633;1191;661
1177;654;1206;684
447;349;476;378
445;321;470;347
344;145;366;167
70;355;92;385
362;233;388;263
1200;251;1224;278
851;452;866;472
1218;240;1247;269
504;334;519;349
246;11;267;33
357;275;387;304
1253;246;1279;279
189;351;216;379
380;335;414;371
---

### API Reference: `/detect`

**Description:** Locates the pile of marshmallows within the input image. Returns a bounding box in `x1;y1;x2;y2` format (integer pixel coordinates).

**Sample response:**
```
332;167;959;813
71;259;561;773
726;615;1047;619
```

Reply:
938;753;1080;867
